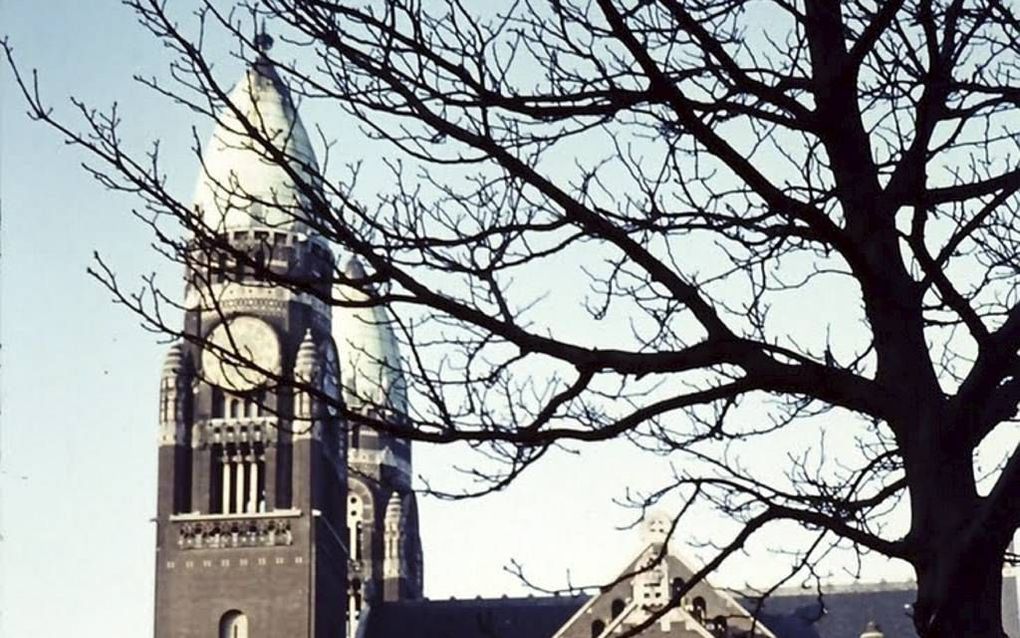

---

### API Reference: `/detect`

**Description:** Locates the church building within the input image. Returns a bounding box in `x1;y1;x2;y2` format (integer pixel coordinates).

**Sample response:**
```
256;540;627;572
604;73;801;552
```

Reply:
150;37;1020;638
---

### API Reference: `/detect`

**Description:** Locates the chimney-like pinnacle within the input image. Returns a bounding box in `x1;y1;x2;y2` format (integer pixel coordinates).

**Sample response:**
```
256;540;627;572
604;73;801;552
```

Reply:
385;491;404;521
295;329;319;372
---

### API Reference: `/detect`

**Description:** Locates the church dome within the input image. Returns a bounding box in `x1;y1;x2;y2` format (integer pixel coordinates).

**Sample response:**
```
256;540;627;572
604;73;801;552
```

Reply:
193;45;321;236
332;257;408;415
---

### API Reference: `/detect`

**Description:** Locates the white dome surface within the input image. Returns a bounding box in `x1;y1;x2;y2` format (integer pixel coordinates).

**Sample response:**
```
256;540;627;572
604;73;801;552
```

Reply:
332;258;408;415
193;59;321;235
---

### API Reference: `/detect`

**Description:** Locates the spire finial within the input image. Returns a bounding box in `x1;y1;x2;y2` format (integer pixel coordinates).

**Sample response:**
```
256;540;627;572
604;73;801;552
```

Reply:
254;21;274;55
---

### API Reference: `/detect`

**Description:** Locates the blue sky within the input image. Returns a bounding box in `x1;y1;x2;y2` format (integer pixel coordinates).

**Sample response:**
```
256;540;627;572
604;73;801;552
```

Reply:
0;3;921;637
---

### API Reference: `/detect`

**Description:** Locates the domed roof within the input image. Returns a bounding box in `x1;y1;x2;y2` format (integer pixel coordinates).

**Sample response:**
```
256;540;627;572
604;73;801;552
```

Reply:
385;491;404;520
193;52;321;236
332;257;408;415
162;342;186;377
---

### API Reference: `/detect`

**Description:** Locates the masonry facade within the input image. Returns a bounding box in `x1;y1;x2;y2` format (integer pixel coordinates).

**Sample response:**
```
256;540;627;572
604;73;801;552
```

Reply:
152;36;421;638
152;39;1019;638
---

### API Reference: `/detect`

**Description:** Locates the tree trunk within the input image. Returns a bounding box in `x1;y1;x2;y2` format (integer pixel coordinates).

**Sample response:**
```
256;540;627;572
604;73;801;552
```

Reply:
915;548;1006;638
905;435;1009;637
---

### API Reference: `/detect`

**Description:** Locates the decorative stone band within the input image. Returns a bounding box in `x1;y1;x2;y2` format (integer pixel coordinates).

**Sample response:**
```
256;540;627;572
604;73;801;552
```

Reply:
170;509;302;551
184;281;330;318
193;417;279;448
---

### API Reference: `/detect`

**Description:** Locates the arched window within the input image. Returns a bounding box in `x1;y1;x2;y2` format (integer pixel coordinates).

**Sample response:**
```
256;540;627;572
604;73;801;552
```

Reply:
591;620;606;638
611;598;625;618
230;398;242;419
251;390;265;417
692;596;707;621
671;577;686;600
219;610;249;638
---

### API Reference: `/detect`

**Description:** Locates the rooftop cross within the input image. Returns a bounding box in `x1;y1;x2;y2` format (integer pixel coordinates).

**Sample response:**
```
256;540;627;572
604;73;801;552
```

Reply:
254;22;274;54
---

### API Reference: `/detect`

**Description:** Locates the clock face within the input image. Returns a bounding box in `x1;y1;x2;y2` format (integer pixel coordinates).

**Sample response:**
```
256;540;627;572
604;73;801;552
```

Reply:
201;316;281;391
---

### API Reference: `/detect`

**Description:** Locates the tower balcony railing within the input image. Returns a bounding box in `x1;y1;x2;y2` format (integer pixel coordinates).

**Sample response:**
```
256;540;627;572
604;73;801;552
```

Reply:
194;416;280;447
168;508;302;550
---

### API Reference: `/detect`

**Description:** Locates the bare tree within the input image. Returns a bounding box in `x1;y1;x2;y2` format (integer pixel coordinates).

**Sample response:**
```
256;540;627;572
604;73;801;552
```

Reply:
6;0;1020;636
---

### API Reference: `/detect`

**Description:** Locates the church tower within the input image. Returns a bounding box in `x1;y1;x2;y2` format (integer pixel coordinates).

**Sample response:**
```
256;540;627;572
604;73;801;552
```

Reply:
153;35;347;638
334;257;424;636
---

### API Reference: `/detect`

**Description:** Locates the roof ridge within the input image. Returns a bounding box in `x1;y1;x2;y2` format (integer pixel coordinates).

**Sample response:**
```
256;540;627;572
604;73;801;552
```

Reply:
763;580;917;596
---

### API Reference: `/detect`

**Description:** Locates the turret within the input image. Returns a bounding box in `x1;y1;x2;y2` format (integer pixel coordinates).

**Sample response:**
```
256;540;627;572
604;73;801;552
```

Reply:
860;621;884;638
158;342;192;445
294;329;321;437
157;342;194;517
154;32;347;638
382;492;405;601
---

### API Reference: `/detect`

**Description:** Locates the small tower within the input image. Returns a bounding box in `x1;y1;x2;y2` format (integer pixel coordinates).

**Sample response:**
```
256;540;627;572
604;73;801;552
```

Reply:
382;491;406;600
157;343;193;517
334;257;423;635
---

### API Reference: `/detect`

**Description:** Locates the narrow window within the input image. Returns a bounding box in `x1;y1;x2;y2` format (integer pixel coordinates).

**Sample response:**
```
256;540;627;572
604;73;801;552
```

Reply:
591;620;605;638
160;390;169;422
210;443;224;513
351;578;363;611
348;494;364;561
